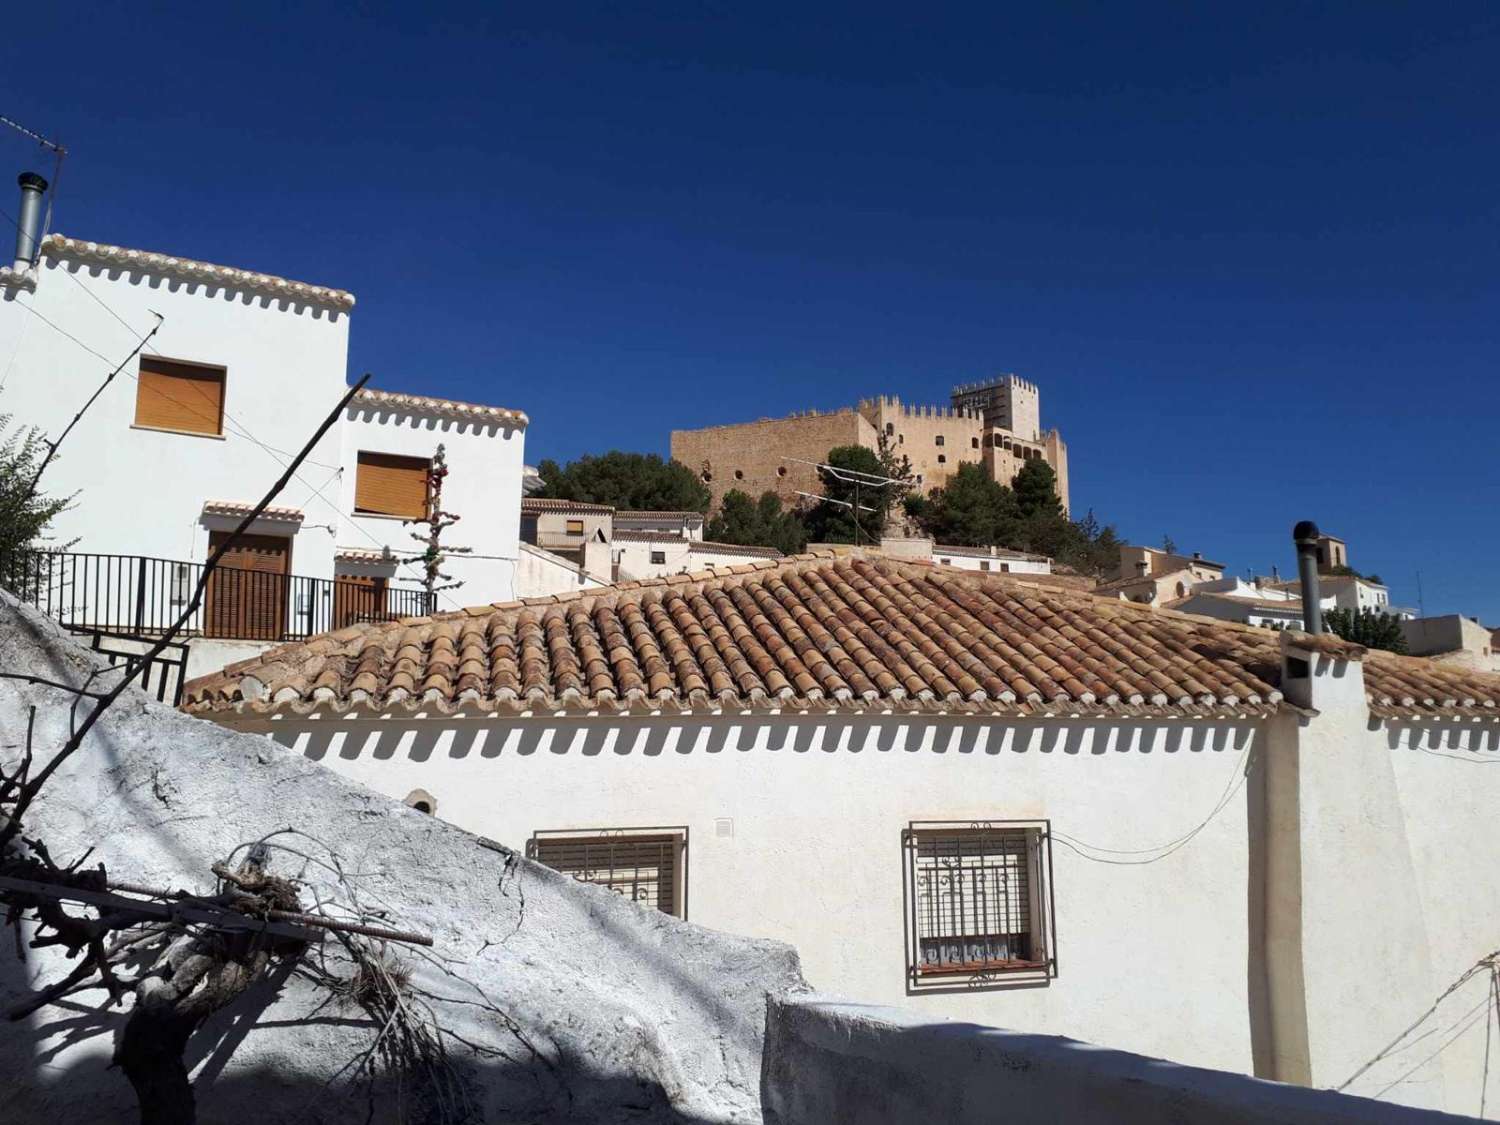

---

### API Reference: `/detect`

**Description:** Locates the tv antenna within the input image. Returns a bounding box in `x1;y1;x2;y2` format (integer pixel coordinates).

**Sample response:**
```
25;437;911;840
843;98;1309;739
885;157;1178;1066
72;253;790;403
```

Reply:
783;456;902;547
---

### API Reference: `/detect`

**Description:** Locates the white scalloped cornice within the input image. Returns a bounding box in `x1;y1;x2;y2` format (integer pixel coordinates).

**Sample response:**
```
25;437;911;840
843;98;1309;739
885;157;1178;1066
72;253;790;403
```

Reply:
0;265;37;292
352;387;528;427
42;234;355;310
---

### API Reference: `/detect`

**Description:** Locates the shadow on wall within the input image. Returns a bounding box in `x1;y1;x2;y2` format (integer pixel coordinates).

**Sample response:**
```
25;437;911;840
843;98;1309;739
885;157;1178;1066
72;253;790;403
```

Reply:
289;716;1257;765
346;403;522;441
1;944;733;1125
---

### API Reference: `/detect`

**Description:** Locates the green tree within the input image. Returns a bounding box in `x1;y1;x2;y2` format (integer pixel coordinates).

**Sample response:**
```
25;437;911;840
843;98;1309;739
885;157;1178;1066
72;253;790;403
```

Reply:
1323;607;1408;654
919;463;1019;547
804;445;894;545
707;490;807;554
1013;459;1063;521
536;451;711;512
0;416;73;559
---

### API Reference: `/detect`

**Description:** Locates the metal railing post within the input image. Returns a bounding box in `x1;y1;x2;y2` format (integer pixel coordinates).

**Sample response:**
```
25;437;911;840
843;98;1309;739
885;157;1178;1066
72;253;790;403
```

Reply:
133;558;147;633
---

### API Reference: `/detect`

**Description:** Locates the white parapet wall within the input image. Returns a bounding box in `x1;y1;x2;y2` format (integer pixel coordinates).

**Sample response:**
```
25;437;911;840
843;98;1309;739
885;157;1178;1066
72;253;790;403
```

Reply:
760;996;1472;1125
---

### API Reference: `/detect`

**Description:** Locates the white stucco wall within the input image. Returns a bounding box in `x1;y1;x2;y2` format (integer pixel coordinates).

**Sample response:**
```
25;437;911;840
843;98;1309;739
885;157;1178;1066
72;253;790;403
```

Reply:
339;401;525;607
615;540;781;580
614;538;693;580
514;542;606;597
1384;720;1500;1113
236;710;1260;1077
0;251;349;575
931;549;1051;575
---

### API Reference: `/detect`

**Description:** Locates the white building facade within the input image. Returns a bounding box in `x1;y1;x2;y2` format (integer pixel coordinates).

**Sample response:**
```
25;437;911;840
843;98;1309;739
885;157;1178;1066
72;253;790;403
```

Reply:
187;553;1500;1117
931;543;1051;575
0;194;525;675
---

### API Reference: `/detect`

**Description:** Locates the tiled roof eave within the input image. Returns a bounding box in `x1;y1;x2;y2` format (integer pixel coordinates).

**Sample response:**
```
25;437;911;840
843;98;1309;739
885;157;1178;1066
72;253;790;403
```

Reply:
181;552;1500;723
188;693;1285;723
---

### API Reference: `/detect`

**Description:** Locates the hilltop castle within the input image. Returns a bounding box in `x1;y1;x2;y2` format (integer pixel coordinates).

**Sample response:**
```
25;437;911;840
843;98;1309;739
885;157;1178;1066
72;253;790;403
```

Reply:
670;374;1069;513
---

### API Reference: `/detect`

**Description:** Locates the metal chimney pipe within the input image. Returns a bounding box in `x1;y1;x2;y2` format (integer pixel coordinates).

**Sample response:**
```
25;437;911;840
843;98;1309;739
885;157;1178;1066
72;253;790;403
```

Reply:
1293;520;1323;634
14;172;49;271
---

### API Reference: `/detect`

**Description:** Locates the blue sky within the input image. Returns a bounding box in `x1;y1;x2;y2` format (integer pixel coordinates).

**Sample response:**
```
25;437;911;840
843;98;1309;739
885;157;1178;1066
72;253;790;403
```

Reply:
3;4;1496;619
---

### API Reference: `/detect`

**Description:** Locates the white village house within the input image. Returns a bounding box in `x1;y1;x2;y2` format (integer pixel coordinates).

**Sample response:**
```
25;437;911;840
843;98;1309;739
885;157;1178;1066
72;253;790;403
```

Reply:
516;499;785;592
185;550;1500;1117
0;172;526;679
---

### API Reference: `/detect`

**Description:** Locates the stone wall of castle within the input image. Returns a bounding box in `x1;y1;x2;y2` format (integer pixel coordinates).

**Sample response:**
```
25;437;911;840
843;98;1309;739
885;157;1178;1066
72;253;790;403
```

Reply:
670;408;876;510
671;378;1069;515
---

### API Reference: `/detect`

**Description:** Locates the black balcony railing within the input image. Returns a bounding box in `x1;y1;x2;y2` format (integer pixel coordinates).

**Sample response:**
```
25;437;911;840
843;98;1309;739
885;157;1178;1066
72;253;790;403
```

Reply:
0;550;435;643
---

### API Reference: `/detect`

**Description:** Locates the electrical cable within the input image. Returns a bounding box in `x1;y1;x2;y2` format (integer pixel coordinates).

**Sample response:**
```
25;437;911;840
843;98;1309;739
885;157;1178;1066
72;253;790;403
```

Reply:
1046;742;1256;865
0;204;464;606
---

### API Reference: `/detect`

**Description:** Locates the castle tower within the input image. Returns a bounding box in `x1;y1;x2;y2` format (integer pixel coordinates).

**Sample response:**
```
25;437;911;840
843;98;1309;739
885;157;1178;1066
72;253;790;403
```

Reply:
951;375;1040;442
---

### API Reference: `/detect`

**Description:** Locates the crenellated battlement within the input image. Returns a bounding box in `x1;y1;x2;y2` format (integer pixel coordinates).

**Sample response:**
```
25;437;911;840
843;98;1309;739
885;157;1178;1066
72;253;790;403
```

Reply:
952;374;1038;397
858;395;983;421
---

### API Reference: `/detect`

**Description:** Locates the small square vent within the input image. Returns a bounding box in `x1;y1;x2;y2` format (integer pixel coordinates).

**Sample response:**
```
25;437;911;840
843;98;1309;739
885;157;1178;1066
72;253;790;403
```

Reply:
714;818;734;839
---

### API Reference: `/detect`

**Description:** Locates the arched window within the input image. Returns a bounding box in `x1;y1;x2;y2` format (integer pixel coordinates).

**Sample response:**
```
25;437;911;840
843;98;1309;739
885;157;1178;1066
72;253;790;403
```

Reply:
971;436;979;449
885;422;894;436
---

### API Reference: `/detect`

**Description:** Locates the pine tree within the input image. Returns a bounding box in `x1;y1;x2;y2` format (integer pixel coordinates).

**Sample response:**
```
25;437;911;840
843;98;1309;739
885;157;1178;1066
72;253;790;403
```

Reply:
1012;459;1062;521
804;445;893;545
706;489;807;554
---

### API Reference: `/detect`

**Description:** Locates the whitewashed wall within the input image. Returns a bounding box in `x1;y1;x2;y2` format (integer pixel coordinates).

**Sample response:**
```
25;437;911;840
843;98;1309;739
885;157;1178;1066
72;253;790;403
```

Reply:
932;550;1051;575
0;253;349;574
614;538;692;580
1381;721;1500;1112
514;542;605;597
243;710;1260;1077
339;402;525;606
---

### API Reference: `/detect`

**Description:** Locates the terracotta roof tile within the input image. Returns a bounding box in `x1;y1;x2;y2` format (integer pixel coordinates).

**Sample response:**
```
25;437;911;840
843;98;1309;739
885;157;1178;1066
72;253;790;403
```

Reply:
181;555;1500;722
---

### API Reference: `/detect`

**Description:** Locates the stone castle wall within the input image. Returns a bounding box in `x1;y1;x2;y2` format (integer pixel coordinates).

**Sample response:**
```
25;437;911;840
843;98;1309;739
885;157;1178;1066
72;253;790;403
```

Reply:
672;380;1068;513
670;409;875;509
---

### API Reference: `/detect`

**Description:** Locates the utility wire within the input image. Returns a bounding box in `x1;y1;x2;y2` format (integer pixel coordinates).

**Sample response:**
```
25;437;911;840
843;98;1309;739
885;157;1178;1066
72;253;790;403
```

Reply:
0;203;483;610
1337;951;1500;1095
22;314;162;507
1047;742;1256;865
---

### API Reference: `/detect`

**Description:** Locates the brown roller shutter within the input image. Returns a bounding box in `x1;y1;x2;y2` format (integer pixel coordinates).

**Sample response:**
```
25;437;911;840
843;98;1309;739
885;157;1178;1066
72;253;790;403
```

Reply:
333;573;388;628
204;532;290;640
355;453;430;518
134;358;225;435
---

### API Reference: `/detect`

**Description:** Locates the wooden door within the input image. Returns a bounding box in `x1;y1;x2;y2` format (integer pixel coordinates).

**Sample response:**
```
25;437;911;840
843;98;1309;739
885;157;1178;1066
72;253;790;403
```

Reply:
333;573;388;629
204;532;290;640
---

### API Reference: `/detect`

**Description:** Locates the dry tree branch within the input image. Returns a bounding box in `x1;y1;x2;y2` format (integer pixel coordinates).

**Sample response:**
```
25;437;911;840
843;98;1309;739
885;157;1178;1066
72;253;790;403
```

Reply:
21;313;163;508
0;372;371;852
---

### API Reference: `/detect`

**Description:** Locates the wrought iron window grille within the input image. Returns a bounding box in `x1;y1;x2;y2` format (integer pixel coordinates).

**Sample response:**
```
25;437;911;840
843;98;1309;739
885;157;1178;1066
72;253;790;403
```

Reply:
527;826;689;920
902;819;1057;991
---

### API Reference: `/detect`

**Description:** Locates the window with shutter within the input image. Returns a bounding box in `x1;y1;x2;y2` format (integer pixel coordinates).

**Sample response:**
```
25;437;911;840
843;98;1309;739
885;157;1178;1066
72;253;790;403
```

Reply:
355;452;430;518
134;358;225;435
527;829;688;919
